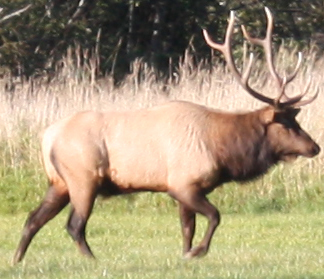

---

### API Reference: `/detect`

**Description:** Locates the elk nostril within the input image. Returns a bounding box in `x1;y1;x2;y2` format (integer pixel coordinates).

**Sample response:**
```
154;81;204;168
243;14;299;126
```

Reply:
312;144;321;155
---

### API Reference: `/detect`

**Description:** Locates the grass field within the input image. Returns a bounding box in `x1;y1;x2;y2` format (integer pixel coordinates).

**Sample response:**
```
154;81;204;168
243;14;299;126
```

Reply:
1;209;324;279
1;44;324;278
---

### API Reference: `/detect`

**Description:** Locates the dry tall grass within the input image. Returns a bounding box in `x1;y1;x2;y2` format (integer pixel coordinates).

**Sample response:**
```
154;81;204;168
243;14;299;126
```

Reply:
1;44;324;213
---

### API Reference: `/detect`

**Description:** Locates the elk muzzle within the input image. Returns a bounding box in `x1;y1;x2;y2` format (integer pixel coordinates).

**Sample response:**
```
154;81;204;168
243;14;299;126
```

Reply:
305;142;321;158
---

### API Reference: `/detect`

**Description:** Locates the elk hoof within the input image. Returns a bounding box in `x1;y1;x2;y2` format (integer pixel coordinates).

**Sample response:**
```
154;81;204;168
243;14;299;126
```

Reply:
184;246;207;259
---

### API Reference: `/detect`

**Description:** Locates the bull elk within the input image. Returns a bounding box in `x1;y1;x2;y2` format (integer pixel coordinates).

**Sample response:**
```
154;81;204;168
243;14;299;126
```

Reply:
13;7;320;264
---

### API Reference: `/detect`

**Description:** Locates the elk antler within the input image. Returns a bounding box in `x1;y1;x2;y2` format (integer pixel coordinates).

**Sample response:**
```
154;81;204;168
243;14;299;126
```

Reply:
202;7;318;108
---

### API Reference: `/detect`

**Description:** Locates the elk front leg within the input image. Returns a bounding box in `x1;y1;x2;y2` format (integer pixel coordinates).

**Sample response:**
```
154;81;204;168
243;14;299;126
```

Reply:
179;203;196;255
171;187;221;259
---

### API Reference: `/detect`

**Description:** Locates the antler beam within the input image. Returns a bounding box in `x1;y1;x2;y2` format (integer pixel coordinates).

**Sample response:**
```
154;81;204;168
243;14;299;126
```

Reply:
203;7;318;109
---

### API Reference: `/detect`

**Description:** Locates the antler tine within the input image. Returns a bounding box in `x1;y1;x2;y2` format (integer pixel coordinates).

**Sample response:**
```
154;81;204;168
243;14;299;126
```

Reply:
241;7;282;90
278;52;303;103
203;11;275;105
202;11;236;59
295;90;319;107
288;79;319;108
274;76;287;107
285;51;302;83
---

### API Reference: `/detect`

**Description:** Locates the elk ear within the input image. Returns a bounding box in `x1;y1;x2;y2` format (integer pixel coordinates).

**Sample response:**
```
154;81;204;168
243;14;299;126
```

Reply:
260;107;275;124
287;108;301;118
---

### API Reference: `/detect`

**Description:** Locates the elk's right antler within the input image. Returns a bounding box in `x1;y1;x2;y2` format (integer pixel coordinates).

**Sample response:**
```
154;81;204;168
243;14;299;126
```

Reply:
202;7;318;109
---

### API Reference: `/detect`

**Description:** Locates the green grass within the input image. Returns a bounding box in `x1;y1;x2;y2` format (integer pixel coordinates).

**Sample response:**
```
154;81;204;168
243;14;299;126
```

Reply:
1;210;324;279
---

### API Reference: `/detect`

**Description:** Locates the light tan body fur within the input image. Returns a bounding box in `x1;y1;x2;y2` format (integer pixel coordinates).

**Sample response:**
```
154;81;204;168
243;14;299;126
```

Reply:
44;101;222;196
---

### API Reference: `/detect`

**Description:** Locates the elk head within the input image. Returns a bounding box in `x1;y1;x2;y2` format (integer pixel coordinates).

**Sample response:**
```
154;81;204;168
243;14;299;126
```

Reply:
202;7;320;162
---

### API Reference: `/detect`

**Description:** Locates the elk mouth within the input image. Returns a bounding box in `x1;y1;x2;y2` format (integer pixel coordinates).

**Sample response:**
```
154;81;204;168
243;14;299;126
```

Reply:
281;144;320;162
297;145;321;159
281;153;299;162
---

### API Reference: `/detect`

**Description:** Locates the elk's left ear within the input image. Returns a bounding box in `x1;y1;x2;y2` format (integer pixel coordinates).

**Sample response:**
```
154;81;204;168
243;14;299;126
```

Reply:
287;108;301;118
260;107;275;124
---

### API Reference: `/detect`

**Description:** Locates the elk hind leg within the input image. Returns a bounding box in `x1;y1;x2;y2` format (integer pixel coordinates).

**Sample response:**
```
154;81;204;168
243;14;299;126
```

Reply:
13;185;69;264
66;180;97;258
66;206;95;258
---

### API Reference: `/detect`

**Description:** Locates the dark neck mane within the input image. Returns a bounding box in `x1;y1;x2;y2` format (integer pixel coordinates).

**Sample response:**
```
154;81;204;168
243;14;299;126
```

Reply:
214;109;279;184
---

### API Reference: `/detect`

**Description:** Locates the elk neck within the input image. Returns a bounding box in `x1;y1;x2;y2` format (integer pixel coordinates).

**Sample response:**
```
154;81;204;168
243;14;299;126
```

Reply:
208;106;279;184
